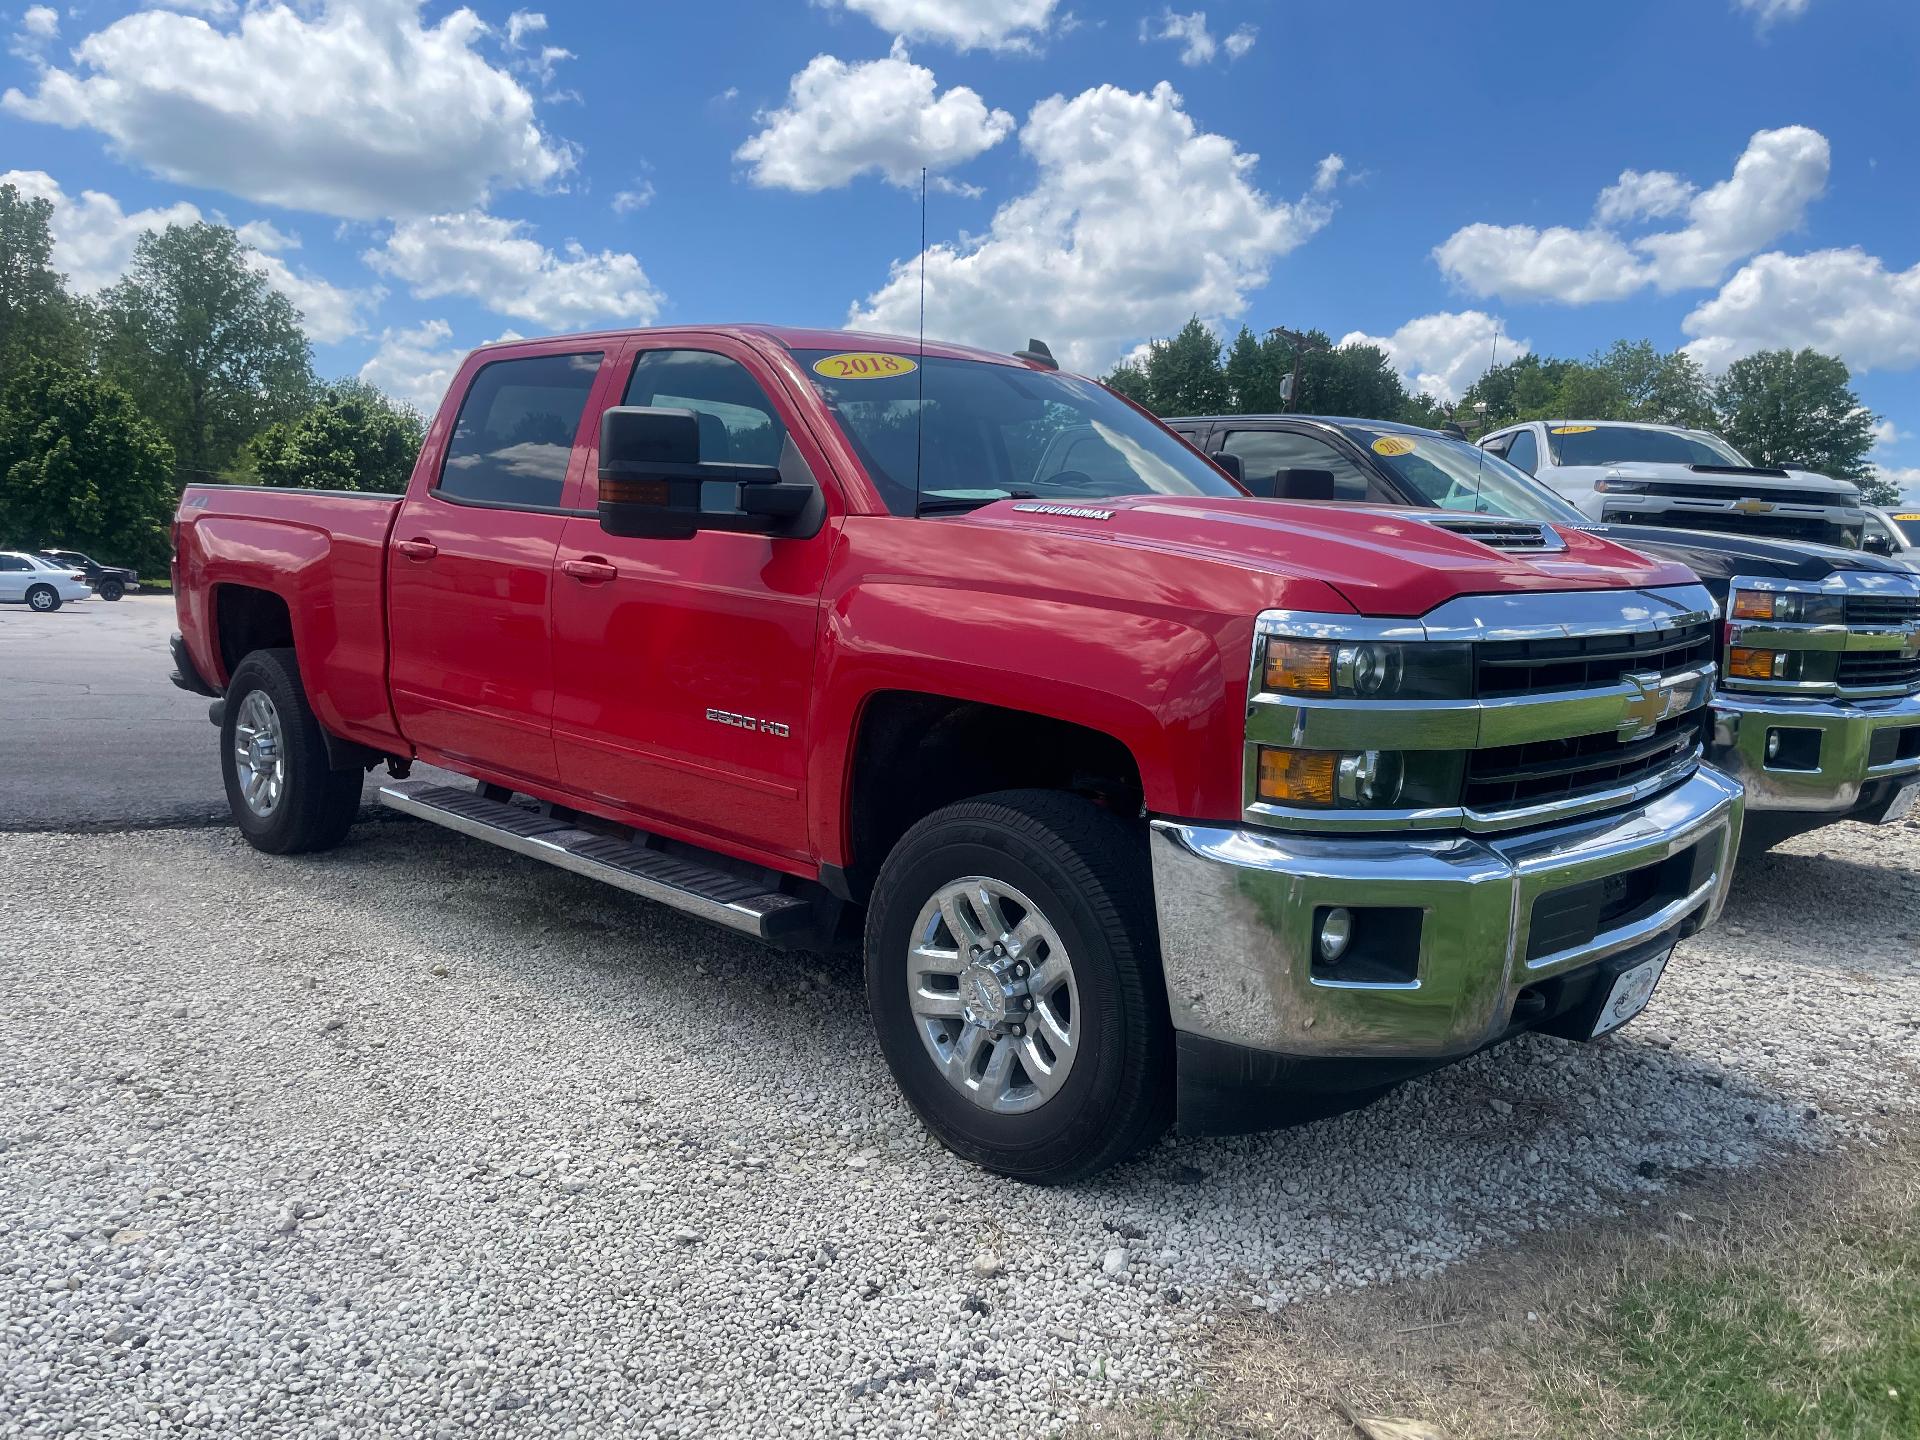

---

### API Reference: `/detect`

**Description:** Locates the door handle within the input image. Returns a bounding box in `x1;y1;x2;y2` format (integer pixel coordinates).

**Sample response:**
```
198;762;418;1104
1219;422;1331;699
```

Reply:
562;557;619;584
396;539;439;561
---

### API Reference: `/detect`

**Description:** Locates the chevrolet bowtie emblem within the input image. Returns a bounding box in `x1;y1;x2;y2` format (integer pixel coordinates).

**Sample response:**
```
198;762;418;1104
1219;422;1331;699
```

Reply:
1733;497;1775;515
1618;670;1688;742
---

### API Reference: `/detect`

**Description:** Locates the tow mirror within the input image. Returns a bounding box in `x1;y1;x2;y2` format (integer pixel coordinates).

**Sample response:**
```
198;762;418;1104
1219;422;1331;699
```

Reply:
597;406;819;541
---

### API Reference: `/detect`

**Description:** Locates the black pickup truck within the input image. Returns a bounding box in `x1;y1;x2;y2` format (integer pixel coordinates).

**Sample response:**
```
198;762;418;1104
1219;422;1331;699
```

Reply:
1167;413;1920;851
36;547;140;601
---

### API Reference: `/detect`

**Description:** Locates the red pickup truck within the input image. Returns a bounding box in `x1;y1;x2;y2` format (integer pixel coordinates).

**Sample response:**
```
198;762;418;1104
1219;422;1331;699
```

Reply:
171;325;1745;1182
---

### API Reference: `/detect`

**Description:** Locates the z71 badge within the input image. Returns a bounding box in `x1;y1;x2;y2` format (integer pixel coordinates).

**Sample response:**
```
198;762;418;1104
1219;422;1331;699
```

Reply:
706;707;790;739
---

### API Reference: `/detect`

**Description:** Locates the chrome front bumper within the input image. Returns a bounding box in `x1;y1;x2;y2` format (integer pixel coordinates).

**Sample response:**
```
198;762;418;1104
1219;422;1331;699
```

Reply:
1148;766;1744;1060
1713;691;1920;812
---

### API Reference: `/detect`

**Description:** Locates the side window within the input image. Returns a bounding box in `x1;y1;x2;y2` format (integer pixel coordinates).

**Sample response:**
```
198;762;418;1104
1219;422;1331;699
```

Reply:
438;352;603;508
0;556;29;571
625;349;788;469
1221;429;1386;502
1505;429;1540;474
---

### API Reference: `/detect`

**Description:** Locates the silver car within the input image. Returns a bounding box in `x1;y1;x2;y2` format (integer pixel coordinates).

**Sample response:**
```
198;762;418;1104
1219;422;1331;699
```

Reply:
0;550;93;611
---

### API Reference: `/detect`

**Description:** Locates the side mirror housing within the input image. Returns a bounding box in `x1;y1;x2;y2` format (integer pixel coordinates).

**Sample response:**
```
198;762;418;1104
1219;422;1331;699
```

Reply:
597;406;819;541
1208;450;1245;485
1240;472;1280;498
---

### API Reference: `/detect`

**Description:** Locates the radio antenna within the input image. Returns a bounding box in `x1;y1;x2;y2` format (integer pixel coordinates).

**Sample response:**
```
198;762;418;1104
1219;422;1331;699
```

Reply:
913;166;927;517
1471;317;1500;511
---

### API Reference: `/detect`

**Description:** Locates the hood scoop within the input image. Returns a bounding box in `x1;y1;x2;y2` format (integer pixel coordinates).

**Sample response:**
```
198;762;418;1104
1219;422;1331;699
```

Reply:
1417;515;1567;553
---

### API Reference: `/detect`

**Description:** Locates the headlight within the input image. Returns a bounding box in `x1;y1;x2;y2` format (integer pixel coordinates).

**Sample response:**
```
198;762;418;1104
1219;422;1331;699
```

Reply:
1260;638;1470;700
1729;588;1844;625
1256;745;1459;810
1595;477;1647;493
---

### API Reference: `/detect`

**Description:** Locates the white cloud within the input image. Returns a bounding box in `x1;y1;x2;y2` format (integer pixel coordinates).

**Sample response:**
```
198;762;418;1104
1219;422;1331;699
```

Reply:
736;42;1013;192
847;81;1332;372
1872;419;1905;448
2;0;575;221
1681;247;1920;375
1140;9;1253;64
2;169;375;341
1312;154;1345;194
10;3;56;58
1338;310;1530;403
366;211;663;330
821;0;1060;51
1594;168;1695;225
505;9;546;47
1436;126;1829;303
358;318;463;413
1434;224;1649;304
611;181;655;214
1736;0;1810;29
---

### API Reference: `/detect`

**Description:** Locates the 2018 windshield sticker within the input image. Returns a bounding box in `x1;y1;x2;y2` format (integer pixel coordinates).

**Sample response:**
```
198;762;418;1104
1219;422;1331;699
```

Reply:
1370;436;1416;456
1551;425;1598;434
811;352;917;381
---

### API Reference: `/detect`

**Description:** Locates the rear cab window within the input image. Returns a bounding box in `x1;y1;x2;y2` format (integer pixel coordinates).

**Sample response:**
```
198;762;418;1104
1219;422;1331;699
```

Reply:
437;351;604;508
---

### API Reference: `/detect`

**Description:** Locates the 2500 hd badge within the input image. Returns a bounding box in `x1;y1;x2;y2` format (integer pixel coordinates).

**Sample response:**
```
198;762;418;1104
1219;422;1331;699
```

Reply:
706;706;790;739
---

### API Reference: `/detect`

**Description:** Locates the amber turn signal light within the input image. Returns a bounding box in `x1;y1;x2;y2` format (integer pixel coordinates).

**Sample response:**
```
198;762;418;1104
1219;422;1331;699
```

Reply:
1727;647;1782;680
601;477;671;506
1730;591;1775;621
1264;639;1335;693
1257;747;1337;805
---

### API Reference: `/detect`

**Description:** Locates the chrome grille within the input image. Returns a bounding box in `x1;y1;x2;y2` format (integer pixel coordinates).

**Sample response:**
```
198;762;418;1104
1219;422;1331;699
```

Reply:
1475;620;1716;698
1465;711;1707;812
1836;652;1920;693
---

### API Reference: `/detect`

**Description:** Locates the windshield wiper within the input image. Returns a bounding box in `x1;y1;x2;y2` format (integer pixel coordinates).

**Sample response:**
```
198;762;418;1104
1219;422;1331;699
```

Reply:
915;490;1038;516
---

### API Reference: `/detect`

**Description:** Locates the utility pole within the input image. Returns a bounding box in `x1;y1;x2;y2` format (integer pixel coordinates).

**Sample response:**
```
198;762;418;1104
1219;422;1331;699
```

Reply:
1269;326;1329;413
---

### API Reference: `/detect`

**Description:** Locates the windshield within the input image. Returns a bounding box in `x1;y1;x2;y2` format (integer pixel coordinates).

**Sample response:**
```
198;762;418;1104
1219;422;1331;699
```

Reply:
1337;426;1589;524
1546;425;1747;468
793;349;1240;514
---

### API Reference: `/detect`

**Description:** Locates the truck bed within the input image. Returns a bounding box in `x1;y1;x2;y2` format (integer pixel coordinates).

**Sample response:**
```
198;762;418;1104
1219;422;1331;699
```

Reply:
172;485;404;752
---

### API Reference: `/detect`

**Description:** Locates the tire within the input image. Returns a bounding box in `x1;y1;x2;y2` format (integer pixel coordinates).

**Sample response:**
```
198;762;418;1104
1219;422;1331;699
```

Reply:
26;584;60;613
220;647;363;855
99;580;124;602
864;789;1173;1184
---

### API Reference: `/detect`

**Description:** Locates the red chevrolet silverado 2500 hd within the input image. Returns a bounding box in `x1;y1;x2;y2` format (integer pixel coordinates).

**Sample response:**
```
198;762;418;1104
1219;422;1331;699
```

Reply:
171;325;1745;1182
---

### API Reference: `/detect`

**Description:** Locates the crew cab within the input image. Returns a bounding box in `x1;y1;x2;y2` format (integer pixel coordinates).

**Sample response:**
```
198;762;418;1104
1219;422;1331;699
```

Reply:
38;547;140;601
1168;413;1920;850
1476;419;1867;549
171;327;1743;1182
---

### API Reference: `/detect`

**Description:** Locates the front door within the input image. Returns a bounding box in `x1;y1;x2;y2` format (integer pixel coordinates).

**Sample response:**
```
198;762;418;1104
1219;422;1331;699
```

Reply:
386;345;608;786
550;339;840;864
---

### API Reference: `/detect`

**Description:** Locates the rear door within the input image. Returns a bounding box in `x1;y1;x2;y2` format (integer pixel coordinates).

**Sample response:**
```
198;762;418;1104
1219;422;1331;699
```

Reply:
385;344;609;786
549;336;841;864
0;554;30;601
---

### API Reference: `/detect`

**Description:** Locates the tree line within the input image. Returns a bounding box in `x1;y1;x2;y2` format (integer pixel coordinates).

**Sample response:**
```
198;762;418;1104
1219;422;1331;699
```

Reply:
1104;319;1893;504
0;183;424;574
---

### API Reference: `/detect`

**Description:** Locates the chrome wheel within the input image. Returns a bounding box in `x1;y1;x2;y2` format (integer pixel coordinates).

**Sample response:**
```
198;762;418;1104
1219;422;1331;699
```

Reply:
27;587;55;612
907;877;1080;1114
233;690;286;817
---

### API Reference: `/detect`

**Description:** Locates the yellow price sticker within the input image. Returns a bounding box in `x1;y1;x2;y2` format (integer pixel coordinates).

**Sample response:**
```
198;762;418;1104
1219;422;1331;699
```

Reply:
1370;435;1416;456
1551;425;1598;434
811;351;918;381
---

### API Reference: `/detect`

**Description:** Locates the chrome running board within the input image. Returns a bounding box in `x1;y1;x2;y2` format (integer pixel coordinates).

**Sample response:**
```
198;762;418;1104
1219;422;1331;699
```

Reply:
377;780;814;941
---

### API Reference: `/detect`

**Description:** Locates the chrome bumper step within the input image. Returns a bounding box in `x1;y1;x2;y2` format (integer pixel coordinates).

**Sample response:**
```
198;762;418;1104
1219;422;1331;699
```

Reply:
377;780;814;941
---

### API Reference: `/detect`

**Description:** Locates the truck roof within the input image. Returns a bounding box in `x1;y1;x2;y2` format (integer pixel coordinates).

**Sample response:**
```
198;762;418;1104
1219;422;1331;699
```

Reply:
478;323;1032;369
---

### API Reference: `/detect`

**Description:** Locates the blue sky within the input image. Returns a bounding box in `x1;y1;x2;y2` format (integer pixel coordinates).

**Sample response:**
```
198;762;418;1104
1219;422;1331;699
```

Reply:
4;0;1917;491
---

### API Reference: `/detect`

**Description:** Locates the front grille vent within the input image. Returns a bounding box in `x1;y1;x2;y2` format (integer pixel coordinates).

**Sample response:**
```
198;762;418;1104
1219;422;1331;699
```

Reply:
1465;710;1707;812
1641;480;1844;508
1836;653;1920;694
1843;593;1920;627
1422;516;1564;552
1475;621;1715;699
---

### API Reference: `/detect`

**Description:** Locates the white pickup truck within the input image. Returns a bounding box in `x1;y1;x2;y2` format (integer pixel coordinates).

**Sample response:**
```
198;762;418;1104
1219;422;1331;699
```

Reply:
1479;420;1867;550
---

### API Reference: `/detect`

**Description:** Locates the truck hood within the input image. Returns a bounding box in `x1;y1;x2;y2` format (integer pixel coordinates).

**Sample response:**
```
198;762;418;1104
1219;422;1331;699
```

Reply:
960;495;1696;618
1592;461;1863;499
1594;523;1915;586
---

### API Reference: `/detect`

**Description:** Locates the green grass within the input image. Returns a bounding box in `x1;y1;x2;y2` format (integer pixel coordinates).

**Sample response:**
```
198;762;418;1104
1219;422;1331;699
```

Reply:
1555;1212;1920;1439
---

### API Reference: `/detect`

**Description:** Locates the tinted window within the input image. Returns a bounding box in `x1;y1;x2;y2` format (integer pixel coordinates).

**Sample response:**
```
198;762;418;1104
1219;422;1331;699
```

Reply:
1505;429;1539;473
624;349;787;468
1221;429;1390;502
438;352;603;508
794;350;1238;514
1546;425;1746;468
0;556;28;571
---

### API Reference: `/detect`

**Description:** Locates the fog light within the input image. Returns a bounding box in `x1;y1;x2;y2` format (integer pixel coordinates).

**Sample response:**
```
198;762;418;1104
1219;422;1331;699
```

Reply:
1766;730;1781;761
1318;907;1353;963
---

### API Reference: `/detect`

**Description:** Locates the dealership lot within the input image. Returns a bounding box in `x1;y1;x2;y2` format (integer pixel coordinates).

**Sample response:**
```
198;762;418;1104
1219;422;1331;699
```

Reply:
4;815;1919;1433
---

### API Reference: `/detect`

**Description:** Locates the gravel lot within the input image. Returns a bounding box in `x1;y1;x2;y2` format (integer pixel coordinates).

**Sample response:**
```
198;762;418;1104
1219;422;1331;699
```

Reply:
3;815;1918;1437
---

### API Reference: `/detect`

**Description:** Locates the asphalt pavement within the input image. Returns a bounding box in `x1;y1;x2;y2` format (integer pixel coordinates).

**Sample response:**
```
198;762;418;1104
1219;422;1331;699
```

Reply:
0;592;424;830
